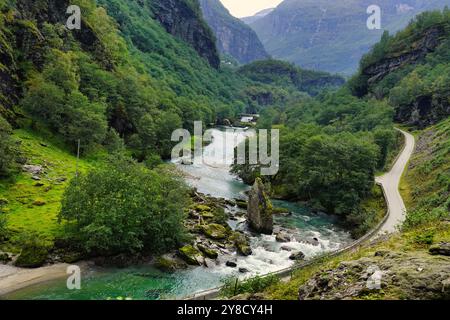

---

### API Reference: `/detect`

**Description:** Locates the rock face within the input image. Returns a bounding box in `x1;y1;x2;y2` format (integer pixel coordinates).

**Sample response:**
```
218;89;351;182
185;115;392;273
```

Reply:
151;0;220;69
199;0;269;64
363;27;445;86
356;24;449;128
247;178;273;234
298;251;450;300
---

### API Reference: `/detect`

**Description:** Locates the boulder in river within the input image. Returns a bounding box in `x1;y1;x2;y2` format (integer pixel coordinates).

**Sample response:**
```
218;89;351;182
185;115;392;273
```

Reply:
289;251;306;261
197;244;219;259
247;178;273;234
178;245;203;266
226;261;237;268
155;254;187;272
230;232;253;256
275;232;291;243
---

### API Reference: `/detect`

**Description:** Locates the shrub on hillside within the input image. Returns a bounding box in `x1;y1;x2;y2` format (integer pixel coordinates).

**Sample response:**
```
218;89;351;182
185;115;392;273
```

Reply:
0;115;19;177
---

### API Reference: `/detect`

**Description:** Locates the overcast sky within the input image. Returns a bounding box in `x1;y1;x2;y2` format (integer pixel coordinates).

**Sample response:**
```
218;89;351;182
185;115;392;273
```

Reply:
220;0;283;18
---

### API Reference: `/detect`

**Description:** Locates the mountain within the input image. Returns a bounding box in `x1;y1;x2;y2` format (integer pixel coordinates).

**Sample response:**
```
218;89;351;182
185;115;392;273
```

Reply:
199;0;270;64
249;0;450;75
349;9;450;128
239;59;345;96
150;0;220;68
241;8;275;25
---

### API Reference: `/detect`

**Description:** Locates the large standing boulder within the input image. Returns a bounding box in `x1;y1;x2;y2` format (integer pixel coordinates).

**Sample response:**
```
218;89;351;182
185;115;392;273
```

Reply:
247;178;273;234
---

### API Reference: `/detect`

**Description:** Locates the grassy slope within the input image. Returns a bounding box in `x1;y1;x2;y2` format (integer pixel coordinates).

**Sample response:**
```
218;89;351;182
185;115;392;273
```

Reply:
260;120;450;300
0;129;99;252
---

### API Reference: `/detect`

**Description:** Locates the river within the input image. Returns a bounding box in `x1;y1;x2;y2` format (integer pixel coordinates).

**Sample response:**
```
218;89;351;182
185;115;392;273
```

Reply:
5;128;352;300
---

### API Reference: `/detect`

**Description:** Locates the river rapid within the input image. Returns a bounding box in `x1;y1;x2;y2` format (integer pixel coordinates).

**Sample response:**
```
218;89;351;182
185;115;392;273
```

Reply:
5;128;352;300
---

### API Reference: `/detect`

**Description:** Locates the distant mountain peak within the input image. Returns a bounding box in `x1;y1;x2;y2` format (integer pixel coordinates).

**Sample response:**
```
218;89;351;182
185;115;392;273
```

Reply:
199;0;270;64
241;8;275;25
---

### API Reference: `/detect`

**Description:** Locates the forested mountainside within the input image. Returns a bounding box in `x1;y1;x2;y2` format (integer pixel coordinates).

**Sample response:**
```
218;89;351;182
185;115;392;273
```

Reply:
0;0;245;158
150;0;220;68
249;0;449;75
349;9;450;128
229;9;450;301
199;0;270;64
238;60;345;96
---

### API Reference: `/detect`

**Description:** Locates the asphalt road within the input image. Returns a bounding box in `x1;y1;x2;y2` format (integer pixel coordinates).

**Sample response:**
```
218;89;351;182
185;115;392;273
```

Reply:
375;129;416;236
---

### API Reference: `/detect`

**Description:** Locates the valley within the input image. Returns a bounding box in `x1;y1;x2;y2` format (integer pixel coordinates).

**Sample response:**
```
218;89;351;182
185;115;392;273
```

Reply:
0;0;449;302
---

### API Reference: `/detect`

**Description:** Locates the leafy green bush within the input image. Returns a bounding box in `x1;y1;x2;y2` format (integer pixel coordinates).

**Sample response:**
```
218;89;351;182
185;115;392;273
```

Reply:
413;230;435;246
59;155;190;256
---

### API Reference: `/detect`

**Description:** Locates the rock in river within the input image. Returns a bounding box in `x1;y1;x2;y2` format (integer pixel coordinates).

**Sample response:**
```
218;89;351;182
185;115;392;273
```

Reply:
289;251;306;261
178;245;203;266
247;178;273;234
197;244;219;259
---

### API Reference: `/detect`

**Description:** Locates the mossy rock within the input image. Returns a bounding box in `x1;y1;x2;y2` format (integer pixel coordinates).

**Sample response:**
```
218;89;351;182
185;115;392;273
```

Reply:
15;244;49;268
237;243;252;256
197;244;218;259
230;232;253;256
32;198;46;206
236;200;248;209
61;252;84;264
178;245;203;266
201;211;215;219
194;204;212;212
155;255;187;272
202;224;228;240
33;182;45;187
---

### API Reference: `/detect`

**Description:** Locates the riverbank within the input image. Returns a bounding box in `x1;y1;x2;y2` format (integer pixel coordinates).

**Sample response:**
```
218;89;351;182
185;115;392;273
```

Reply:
0;263;71;296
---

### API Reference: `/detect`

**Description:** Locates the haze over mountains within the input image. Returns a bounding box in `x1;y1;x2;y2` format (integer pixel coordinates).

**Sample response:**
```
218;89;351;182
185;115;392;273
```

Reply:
241;8;274;24
244;0;450;75
199;0;270;64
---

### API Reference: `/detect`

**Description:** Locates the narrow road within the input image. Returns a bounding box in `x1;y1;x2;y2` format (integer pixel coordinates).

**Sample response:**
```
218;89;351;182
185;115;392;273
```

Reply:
375;129;415;236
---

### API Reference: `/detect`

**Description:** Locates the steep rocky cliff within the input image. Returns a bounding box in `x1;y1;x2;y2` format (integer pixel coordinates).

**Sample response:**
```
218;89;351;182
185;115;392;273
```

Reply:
362;26;446;86
199;0;270;64
0;0;110;122
150;0;220;68
350;10;450;128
